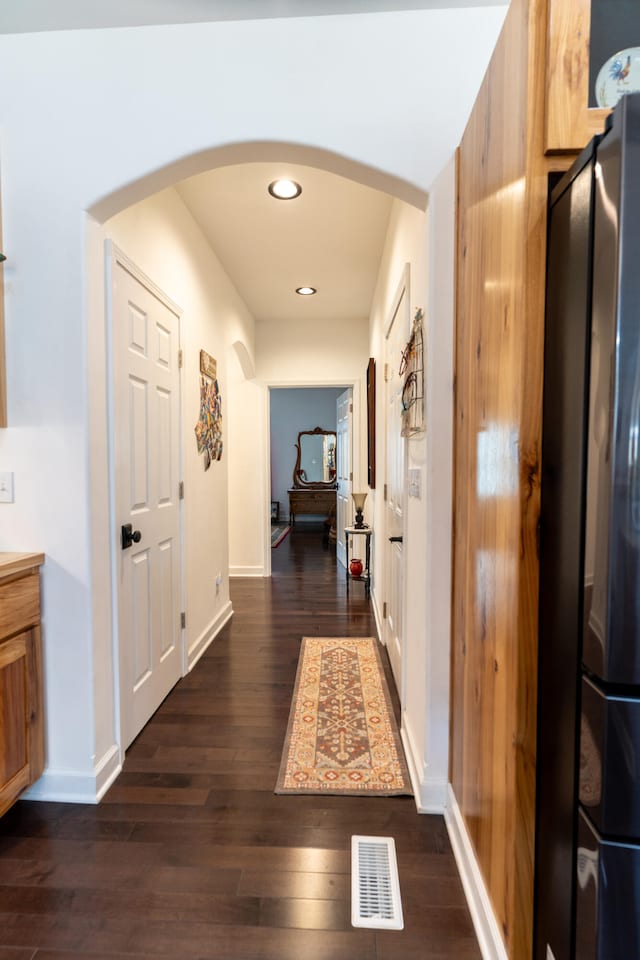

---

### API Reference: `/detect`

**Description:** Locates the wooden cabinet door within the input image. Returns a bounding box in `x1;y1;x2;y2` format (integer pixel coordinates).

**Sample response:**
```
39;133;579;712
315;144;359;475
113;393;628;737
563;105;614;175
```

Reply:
545;0;610;152
0;628;43;817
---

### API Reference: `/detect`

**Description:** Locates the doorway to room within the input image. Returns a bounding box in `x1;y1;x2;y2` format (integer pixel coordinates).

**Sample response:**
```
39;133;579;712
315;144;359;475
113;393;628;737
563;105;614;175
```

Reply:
268;385;351;572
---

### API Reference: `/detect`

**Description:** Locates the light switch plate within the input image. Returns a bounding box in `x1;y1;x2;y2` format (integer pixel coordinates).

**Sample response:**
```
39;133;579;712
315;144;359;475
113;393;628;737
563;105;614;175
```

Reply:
0;471;14;503
408;468;421;499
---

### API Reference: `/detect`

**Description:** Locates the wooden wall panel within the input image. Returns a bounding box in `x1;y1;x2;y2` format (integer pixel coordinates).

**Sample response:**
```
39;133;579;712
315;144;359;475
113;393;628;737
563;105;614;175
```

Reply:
453;0;528;943
451;0;574;956
545;0;609;152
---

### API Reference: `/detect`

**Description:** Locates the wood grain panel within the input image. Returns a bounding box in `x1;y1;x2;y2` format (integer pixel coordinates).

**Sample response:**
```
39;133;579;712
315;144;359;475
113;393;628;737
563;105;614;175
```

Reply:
452;0;575;956
0;556;44;816
0;553;44;580
0;634;29;817
0;572;40;639
0;639;26;785
26;625;44;781
545;0;610;152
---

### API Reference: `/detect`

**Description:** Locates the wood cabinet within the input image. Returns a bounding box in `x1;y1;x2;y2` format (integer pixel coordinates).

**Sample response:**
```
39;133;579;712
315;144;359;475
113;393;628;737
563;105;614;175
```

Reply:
545;0;609;152
543;0;640;153
287;488;336;524
0;553;44;817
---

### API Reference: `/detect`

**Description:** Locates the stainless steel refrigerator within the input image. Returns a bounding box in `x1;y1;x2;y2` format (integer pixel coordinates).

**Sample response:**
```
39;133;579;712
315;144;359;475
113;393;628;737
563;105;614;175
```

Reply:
535;93;640;960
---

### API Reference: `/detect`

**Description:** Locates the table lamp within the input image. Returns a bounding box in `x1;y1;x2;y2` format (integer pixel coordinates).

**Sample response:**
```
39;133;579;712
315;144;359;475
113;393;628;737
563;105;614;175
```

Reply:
352;492;367;529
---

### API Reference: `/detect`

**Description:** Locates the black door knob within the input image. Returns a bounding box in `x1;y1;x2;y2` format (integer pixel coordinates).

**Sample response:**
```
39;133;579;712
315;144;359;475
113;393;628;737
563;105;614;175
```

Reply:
121;523;142;550
388;535;403;543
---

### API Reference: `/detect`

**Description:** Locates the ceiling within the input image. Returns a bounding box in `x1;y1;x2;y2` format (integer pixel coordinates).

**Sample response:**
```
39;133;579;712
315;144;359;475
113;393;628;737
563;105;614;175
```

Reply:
1;2;507;329
0;0;507;34
176;163;393;324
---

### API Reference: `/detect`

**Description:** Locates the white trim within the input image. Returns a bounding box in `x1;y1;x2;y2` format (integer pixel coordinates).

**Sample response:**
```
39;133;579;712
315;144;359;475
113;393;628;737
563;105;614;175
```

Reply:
263;385;272;578
400;718;447;814
23;743;122;805
229;565;265;578
187;601;233;671
444;784;508;960
382;263;410;710
371;586;384;643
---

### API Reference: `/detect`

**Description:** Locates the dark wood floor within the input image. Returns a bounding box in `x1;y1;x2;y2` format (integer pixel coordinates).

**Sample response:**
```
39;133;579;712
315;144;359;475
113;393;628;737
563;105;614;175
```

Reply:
0;524;480;959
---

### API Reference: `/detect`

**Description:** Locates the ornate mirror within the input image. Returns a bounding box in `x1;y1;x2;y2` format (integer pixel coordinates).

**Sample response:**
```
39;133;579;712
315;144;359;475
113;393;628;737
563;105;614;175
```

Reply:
292;426;337;488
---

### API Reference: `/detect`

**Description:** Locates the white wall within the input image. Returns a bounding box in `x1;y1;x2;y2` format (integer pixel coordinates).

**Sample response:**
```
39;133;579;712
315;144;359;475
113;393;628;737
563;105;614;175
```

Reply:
30;186;255;800
258;315;370;481
368;198;431;807
367;156;456;813
226;317;370;578
104;188;254;658
423;157;456;804
0;8;504;800
227;350;267;578
270;387;343;513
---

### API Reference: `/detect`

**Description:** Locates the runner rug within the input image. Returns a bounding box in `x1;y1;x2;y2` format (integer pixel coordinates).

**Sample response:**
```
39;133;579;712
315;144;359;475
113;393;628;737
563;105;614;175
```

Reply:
271;523;291;548
276;636;412;796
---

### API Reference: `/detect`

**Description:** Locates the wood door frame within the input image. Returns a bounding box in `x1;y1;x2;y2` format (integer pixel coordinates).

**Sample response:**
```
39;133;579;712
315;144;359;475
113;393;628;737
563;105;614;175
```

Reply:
382;263;410;706
105;242;185;761
263;378;362;578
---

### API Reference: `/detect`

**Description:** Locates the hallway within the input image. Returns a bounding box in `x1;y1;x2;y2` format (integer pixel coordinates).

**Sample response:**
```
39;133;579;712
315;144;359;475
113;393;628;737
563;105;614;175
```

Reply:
0;526;479;960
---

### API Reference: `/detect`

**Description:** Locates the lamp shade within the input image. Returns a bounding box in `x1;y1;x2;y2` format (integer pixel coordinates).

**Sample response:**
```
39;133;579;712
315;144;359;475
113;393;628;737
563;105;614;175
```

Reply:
352;492;367;511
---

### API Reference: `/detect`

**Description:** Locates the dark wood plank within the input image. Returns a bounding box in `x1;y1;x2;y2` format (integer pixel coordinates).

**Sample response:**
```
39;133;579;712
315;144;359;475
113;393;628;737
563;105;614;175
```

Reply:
0;524;478;959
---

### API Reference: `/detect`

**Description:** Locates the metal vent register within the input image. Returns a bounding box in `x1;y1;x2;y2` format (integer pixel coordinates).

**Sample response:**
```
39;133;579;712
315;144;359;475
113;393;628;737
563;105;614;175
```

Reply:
351;836;404;930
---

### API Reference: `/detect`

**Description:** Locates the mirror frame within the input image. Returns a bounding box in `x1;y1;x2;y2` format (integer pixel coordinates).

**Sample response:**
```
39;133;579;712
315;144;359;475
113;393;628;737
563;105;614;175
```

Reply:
292;426;337;489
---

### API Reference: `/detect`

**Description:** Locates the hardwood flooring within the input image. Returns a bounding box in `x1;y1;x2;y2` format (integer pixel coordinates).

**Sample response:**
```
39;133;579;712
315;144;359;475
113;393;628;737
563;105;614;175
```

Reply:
0;524;480;959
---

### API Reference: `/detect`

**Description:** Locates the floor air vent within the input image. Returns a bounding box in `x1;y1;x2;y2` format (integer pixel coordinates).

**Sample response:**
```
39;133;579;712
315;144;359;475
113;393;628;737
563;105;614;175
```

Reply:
351;835;404;930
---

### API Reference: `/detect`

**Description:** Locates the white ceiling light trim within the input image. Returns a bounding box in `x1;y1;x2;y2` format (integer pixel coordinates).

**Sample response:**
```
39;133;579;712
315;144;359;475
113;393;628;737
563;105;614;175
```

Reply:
268;179;302;200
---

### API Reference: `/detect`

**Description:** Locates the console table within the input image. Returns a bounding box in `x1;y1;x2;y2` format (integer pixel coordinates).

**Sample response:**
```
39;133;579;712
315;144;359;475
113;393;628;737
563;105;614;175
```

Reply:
287;488;336;525
345;526;372;596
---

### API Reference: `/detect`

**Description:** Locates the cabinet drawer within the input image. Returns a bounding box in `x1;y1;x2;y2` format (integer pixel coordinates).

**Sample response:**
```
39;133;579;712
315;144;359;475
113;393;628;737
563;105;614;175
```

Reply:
0;573;40;640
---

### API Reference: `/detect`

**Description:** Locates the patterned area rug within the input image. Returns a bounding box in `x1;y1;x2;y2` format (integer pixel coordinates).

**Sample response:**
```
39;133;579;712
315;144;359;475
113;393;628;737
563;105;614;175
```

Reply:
271;523;291;548
276;636;412;796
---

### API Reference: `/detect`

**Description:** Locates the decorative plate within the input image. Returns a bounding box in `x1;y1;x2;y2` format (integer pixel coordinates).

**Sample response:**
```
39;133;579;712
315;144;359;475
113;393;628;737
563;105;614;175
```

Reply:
596;47;640;109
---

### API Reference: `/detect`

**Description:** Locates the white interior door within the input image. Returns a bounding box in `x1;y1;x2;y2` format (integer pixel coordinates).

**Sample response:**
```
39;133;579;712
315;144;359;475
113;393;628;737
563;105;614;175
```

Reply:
335;388;352;568
110;247;182;750
384;273;409;695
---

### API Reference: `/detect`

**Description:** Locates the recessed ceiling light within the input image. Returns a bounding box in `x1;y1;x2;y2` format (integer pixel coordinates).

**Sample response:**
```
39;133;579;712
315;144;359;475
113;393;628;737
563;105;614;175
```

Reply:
268;179;302;200
296;286;317;296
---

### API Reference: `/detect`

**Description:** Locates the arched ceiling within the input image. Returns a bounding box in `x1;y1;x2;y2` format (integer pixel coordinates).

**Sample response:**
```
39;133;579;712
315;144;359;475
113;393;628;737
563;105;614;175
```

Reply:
175;161;394;324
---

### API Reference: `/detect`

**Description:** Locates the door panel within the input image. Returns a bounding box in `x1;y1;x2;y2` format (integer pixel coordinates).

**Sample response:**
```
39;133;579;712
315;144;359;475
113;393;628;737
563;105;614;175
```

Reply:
159;540;175;659
131;549;151;688
112;250;182;749
384;275;409;696
336;389;352;568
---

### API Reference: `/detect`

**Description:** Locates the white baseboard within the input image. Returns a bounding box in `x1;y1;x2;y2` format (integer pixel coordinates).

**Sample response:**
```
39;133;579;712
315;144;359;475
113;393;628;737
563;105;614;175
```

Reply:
444;784;508;960
187;601;233;670
229;565;264;578
400;720;447;813
23;743;122;805
371;587;383;643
